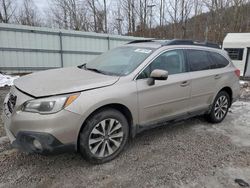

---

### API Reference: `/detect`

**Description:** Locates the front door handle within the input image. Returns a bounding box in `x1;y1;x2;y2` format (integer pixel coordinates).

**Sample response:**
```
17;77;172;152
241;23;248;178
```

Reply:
180;81;190;87
215;74;222;79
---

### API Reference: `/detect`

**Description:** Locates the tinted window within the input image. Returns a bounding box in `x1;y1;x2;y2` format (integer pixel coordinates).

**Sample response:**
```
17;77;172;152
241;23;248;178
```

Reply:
137;50;186;79
224;48;244;60
187;49;211;71
209;52;229;68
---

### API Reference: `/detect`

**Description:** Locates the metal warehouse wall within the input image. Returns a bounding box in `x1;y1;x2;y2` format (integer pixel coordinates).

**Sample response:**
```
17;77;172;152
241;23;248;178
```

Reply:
0;23;145;74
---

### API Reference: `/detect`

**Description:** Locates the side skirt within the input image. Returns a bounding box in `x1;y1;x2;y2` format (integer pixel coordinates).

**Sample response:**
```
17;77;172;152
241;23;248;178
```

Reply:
134;108;208;136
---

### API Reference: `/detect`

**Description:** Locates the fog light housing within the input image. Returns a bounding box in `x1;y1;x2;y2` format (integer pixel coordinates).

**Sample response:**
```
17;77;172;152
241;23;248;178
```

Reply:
33;139;42;150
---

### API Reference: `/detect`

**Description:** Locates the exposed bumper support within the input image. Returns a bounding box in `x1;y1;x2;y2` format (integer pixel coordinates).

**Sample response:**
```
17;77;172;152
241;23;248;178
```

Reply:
12;131;75;155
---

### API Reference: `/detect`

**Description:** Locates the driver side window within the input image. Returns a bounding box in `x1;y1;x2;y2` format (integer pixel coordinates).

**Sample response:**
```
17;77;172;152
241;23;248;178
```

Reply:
137;49;186;79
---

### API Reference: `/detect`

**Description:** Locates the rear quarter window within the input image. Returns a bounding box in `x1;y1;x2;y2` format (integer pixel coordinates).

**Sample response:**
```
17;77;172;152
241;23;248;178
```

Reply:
186;49;211;71
208;52;229;68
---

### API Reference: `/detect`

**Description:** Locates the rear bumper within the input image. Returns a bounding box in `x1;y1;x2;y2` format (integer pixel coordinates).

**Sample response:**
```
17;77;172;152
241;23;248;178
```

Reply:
12;131;75;154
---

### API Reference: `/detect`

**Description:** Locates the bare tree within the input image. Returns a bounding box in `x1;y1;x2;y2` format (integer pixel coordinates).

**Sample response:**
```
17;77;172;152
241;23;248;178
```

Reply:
231;0;248;32
87;0;97;32
51;0;90;31
87;0;107;33
178;0;192;38
16;0;42;26
192;0;204;39
2;0;249;43
0;0;15;23
121;0;134;34
202;0;231;42
165;0;192;38
135;0;146;35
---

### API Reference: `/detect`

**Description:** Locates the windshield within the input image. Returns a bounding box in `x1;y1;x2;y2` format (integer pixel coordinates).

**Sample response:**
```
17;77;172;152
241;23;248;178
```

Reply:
83;46;154;76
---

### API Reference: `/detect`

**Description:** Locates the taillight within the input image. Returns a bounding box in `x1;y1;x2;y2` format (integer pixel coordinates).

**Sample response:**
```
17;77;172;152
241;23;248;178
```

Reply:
234;69;240;77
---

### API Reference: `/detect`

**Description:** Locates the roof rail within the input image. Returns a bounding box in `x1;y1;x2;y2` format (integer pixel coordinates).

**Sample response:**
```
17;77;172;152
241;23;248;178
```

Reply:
163;39;220;49
128;40;153;44
197;42;221;49
164;39;194;45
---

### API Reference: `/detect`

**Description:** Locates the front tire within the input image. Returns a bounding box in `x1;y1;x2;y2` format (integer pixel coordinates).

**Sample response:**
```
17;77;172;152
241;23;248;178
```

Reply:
207;91;230;123
79;108;129;164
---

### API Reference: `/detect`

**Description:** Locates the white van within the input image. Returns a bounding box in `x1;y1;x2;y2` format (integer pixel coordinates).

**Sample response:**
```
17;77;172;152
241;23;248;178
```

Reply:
223;33;250;78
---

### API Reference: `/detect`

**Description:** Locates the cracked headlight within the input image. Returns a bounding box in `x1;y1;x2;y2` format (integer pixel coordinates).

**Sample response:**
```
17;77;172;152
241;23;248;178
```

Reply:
22;93;79;114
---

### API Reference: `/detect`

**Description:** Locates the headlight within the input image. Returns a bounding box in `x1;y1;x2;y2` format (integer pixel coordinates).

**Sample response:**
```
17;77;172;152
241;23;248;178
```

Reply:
22;93;80;114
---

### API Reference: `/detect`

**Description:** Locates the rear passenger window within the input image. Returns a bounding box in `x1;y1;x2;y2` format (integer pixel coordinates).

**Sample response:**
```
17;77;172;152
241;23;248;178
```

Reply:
186;49;211;71
209;52;229;68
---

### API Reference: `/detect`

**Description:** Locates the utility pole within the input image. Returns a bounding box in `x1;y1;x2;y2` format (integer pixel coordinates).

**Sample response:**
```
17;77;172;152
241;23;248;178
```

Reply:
205;26;208;42
116;7;123;35
104;0;107;33
116;18;123;35
205;14;209;42
147;4;156;37
160;0;164;26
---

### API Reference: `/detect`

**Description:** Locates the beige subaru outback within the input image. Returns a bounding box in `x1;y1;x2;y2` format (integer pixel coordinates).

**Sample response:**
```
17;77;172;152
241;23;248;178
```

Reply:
3;40;240;163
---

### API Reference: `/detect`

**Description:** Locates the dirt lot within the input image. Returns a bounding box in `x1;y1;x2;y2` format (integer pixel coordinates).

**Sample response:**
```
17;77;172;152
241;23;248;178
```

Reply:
1;84;250;188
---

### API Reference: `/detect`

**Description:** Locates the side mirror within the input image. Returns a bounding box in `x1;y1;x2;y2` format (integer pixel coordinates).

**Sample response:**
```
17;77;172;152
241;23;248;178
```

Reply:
147;69;168;86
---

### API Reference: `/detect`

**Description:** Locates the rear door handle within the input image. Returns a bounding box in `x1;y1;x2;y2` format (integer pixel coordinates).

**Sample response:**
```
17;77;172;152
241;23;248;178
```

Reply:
215;74;222;79
180;81;190;87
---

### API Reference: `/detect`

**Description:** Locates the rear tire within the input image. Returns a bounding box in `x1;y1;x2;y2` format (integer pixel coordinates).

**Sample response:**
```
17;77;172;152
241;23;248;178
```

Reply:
207;91;230;123
79;108;129;164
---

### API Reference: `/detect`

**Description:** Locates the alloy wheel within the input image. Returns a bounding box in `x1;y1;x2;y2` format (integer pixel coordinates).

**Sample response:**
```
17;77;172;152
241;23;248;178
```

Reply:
88;118;124;158
214;95;229;120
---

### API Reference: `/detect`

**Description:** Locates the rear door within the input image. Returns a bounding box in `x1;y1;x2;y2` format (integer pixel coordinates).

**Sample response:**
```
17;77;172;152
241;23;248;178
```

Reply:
208;50;232;95
186;49;216;112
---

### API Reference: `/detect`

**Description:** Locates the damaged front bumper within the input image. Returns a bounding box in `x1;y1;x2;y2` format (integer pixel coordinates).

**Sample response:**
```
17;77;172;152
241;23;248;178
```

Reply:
12;131;75;154
3;109;77;154
2;87;82;155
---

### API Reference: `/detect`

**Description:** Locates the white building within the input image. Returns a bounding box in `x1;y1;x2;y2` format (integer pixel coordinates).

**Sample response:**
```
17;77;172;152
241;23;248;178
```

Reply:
223;33;250;78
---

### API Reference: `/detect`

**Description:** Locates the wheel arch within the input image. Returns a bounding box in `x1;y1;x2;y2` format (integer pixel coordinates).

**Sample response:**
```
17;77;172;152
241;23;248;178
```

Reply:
219;86;233;107
76;103;135;151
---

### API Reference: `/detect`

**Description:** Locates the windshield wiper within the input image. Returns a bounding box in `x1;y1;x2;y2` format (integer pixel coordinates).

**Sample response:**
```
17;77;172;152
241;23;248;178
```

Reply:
78;64;102;73
82;65;107;75
85;67;106;74
78;63;117;76
78;63;86;69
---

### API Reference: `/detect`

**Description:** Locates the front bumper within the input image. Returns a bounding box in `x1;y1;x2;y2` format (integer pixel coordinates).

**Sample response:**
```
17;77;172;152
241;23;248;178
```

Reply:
3;87;83;154
12;131;75;154
3;109;82;154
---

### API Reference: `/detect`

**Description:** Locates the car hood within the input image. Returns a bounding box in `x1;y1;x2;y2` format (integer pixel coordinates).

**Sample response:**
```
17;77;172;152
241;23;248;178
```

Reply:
14;67;119;97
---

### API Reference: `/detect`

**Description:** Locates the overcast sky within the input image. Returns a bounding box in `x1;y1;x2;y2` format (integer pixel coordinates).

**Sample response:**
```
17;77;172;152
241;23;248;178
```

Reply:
33;0;49;11
17;0;49;12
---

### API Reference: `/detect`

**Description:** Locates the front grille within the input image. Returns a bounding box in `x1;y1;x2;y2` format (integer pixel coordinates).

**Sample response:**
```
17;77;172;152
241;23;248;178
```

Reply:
7;94;17;113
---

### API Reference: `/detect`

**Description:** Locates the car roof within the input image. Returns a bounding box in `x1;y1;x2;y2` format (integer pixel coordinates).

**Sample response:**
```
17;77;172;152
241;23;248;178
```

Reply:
125;39;230;60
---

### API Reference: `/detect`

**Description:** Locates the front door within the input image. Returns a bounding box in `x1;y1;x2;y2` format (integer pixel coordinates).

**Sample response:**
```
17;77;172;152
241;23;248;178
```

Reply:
136;49;191;125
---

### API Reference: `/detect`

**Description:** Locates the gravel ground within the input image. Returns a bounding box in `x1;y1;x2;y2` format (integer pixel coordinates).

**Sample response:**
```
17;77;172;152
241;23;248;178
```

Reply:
1;84;250;188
